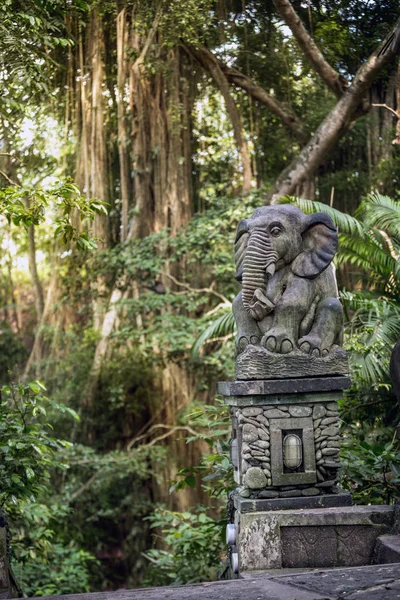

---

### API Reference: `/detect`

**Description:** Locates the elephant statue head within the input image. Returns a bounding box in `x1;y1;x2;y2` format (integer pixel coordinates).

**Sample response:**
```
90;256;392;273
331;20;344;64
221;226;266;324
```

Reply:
235;205;338;321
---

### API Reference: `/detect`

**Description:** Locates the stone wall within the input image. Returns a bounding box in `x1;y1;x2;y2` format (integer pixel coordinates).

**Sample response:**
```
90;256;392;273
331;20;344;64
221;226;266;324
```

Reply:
232;398;341;499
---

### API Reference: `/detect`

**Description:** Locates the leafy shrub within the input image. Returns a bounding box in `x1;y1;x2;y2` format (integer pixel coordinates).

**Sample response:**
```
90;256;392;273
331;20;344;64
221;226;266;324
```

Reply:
0;381;97;596
144;508;224;587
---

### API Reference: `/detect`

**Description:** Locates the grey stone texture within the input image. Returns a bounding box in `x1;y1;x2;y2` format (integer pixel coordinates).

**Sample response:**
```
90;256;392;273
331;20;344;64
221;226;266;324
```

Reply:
234;491;352;513
374;535;400;564
235;505;394;572
218;377;351;397
233;393;341;498
232;205;348;380
38;564;400;600
236;346;349;380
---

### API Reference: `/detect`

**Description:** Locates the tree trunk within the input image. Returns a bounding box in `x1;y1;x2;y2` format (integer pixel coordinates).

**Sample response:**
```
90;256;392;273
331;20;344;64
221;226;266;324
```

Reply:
90;10;110;330
186;45;252;192
117;9;131;242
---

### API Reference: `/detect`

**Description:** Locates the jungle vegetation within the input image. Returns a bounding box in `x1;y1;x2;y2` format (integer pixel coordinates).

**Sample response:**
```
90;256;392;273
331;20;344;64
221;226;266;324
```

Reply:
0;0;400;594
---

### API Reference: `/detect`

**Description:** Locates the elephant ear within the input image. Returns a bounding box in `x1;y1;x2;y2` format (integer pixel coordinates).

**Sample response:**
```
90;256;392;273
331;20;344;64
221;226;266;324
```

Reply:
234;219;249;282
291;212;338;278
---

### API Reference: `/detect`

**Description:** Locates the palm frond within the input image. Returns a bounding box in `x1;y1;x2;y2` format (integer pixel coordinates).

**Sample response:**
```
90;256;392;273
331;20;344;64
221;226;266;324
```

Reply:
280;196;365;236
192;310;235;357
338;232;398;293
358;192;400;242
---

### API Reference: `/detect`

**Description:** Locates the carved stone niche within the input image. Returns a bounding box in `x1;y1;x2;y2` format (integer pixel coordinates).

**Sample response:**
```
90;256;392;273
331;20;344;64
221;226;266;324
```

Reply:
269;417;316;487
232;205;349;380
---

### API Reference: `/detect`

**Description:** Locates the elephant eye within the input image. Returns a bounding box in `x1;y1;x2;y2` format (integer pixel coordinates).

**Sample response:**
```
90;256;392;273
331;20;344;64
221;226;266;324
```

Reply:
270;226;283;237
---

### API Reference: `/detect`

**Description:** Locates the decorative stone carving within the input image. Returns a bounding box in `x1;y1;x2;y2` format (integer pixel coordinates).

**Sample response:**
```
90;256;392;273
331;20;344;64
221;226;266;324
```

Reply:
233;205;348;380
232;398;341;499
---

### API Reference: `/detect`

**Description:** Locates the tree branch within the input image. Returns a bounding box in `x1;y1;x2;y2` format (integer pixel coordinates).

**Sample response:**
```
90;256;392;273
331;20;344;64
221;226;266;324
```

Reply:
372;103;400;118
161;271;230;304
184;44;252;191
0;170;19;186
271;19;400;199
185;43;308;145
272;0;346;98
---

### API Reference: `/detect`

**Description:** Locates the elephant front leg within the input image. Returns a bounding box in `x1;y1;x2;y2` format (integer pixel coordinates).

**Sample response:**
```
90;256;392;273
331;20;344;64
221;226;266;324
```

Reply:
298;297;343;357
261;282;311;354
233;292;262;355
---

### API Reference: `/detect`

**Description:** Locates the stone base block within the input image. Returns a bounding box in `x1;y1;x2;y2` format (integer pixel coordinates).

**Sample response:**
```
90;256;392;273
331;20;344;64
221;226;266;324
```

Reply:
234;505;394;572
374;535;400;564
235;346;349;380
234;491;352;513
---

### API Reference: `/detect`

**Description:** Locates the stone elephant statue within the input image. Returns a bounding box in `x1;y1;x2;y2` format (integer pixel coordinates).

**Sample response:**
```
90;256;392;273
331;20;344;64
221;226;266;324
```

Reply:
233;204;343;357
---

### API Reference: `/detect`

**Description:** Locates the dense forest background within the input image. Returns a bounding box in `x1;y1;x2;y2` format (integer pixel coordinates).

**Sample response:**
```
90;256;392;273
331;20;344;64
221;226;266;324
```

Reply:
1;0;400;595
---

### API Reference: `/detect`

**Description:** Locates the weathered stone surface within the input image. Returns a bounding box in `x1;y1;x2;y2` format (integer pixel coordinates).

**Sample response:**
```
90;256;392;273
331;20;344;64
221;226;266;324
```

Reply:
321;416;338;426
324;460;341;469
252;440;270;449
22;564;400;600
242;423;258;442
258;490;279;499
302;487;320;496
244;467;267;489
242;442;251;453
316;450;322;461
218;377;351;396
314;418;322;428
315;435;328;445
264;408;288;418
327;441;340;448
327;402;339;410
289;406;312;417
321;426;339;437
223;390;344;408
234;492;353;513
326;409;339;416
242;407;263;416
237;505;393;572
313;405;326;419
374;535;400;564
321;440;327;449
275;564;400;600
236;347;349;381
257;428;269;441
280;489;303;498
316;479;338;488
281;524;390;569
239;486;251;497
256;414;269;425
322;448;340;456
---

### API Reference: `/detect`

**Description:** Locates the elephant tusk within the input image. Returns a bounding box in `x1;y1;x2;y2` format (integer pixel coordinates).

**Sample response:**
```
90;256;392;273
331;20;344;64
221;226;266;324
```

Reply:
266;262;276;278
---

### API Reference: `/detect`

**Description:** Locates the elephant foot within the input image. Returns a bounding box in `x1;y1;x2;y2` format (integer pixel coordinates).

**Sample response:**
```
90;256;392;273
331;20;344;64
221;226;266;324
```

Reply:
236;335;261;355
261;327;294;354
298;333;329;357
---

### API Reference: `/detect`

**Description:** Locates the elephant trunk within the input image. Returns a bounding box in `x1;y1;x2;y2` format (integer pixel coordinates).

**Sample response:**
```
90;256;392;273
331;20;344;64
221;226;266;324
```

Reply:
242;227;278;321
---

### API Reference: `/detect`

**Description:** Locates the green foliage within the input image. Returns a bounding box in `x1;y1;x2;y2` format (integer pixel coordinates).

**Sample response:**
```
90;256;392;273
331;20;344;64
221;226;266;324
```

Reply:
0;180;107;250
0;381;97;596
170;400;234;498
0;381;77;505
341;435;400;505
144;507;224;587
10;500;96;597
0;322;27;384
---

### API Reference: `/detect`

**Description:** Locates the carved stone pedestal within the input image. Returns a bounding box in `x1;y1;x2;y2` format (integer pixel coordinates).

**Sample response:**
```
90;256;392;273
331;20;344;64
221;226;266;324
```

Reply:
219;376;351;499
219;375;358;575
